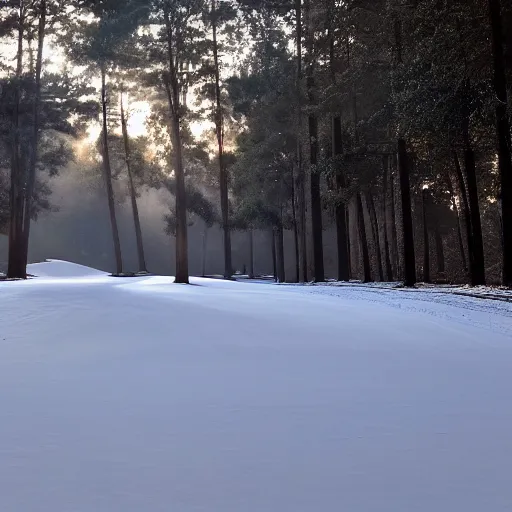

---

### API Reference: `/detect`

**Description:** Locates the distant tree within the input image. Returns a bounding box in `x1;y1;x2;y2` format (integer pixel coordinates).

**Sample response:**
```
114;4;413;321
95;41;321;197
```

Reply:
119;93;147;272
228;4;298;283
207;0;238;279
304;0;324;282
63;0;149;275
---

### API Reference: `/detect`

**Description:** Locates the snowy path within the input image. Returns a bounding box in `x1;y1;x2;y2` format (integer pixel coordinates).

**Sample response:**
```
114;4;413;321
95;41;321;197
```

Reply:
1;261;512;512
289;282;512;337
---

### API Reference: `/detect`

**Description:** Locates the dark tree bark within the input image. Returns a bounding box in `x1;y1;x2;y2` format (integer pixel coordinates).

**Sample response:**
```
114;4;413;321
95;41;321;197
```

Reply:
463;141;485;285
346;206;352;279
390;11;405;283
295;0;307;283
164;6;189;284
19;0;46;273
389;159;400;279
120;93;147;273
488;0;512;286
422;187;430;283
212;0;232;280
248;229;254;279
357;193;371;283
271;229;277;282
291;164;300;282
452;148;474;279
305;0;324;282
328;5;349;282
366;191;384;281
100;65;123;275
434;224;445;276
348;196;359;279
335;202;350;282
169;111;189;284
309;123;324;282
332;118;350;281
8;2;27;279
397;139;416;286
276;225;285;283
382;155;393;281
445;172;467;273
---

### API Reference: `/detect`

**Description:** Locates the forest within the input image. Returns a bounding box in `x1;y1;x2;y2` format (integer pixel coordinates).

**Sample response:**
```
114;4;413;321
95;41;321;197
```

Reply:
1;0;512;287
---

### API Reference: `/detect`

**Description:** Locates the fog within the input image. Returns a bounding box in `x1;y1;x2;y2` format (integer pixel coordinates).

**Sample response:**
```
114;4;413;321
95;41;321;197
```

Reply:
0;163;275;277
0;152;350;279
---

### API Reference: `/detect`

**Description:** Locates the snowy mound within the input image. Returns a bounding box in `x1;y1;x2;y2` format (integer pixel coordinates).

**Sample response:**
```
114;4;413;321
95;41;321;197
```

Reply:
27;260;107;278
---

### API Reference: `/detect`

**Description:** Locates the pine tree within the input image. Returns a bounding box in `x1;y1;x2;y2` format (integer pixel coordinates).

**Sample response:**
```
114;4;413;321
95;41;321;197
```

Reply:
1;0;96;278
488;0;512;286
62;0;150;275
209;0;236;280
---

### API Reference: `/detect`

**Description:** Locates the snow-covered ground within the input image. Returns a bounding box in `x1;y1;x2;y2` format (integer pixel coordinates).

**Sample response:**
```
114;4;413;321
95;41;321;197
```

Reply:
1;260;511;512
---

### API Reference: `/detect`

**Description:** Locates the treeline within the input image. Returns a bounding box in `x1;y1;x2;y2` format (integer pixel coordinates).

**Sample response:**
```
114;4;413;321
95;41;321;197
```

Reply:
1;0;511;287
231;0;512;286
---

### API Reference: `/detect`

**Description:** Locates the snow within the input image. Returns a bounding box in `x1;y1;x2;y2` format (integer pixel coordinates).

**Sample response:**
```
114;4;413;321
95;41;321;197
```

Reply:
28;259;108;278
287;282;512;337
301;278;512;303
1;260;511;512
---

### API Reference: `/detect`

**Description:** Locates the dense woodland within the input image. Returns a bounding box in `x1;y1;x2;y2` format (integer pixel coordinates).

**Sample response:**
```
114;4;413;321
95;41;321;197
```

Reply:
1;0;512;286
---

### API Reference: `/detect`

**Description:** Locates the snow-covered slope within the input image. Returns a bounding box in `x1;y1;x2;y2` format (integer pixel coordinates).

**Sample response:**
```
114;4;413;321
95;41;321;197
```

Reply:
28;259;107;278
1;261;511;512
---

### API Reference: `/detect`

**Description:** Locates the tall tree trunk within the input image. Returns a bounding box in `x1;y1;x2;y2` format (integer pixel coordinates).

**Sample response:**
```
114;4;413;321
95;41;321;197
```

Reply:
248;229;254;279
20;0;46;274
328;5;349;282
349;197;360;278
488;0;512;286
366;191;384;281
335;201;349;281
202;226;208;277
397;138;416;286
291;166;300;282
309;122;324;282
295;0;307;283
100;65;123;275
8;2;26;279
422;187;430;283
333;117;350;281
357;193;371;283
212;0;232;280
271;229;277;282
382;155;393;281
389;163;400;279
452;148;474;281
463;139;485;285
305;0;324;282
390;11;405;283
445;171;468;273
164;7;189;284
120;92;147;273
434;224;445;276
276;224;285;283
170;113;189;284
346;207;352;279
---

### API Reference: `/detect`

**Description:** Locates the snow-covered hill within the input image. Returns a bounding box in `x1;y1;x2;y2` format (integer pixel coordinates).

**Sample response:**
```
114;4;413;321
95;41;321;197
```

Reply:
1;260;511;511
28;259;108;278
